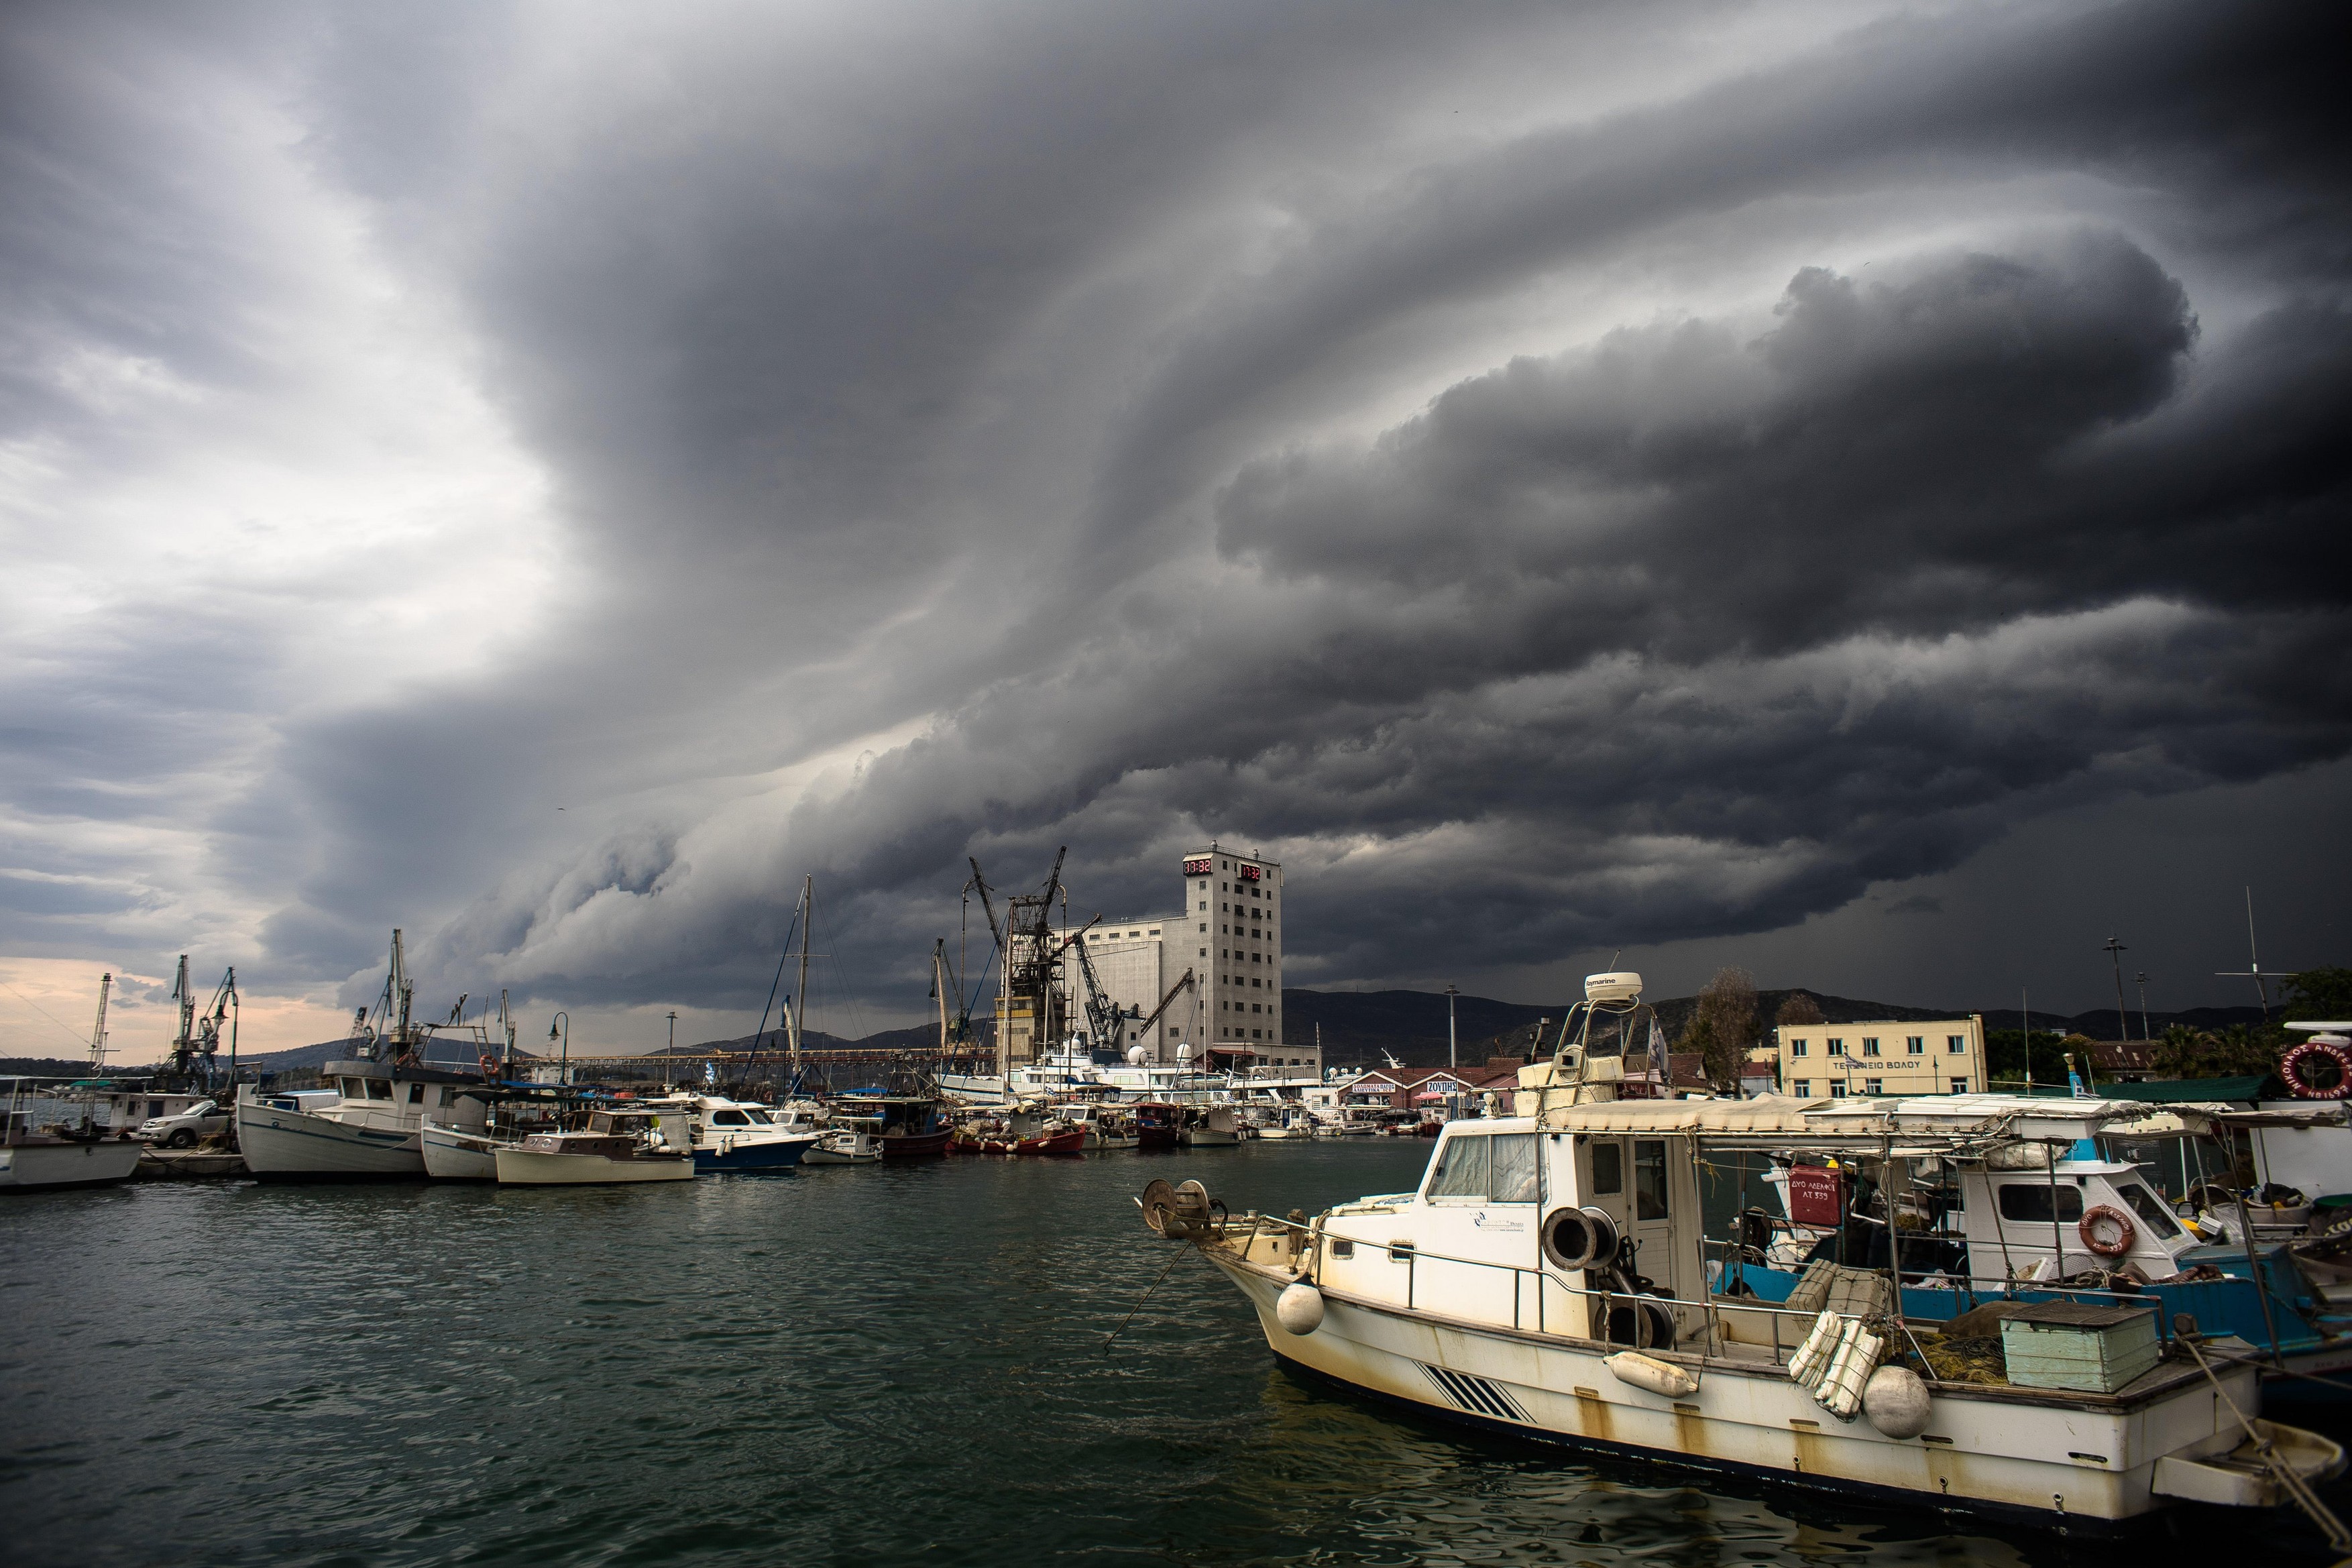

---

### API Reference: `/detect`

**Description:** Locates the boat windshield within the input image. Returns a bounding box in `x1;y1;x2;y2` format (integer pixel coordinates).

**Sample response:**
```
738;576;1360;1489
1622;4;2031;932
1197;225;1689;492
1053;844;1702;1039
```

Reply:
2116;1178;2183;1238
744;1108;773;1124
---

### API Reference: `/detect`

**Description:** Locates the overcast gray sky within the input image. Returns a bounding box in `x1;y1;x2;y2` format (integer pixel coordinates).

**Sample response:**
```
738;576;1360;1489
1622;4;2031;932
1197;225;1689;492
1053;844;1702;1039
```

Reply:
3;0;2345;1056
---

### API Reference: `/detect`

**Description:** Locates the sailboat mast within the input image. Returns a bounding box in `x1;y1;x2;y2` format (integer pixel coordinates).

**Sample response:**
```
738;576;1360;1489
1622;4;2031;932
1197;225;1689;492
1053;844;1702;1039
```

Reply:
791;875;812;1084
934;939;949;1054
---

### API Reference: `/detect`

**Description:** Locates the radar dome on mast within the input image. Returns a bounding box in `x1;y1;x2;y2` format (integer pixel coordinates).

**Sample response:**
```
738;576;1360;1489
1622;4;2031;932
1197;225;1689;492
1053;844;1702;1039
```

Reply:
1584;971;1643;1005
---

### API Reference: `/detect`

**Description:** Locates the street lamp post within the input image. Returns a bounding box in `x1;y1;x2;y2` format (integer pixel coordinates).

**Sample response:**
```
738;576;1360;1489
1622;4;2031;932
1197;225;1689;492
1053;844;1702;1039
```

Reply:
667;1010;677;1054
549;1012;569;1084
2103;937;2130;1052
1445;984;1459;1072
2134;972;2153;1041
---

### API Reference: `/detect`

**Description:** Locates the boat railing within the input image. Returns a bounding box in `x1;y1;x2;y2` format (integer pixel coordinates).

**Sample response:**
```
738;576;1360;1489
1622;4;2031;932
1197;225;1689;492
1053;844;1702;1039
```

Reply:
1226;1210;1834;1367
1697;1235;2213;1345
1227;1209;2217;1367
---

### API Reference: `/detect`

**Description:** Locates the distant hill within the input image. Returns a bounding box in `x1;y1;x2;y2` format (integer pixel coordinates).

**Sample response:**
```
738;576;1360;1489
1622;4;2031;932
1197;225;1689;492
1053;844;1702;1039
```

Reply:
74;988;2258;1082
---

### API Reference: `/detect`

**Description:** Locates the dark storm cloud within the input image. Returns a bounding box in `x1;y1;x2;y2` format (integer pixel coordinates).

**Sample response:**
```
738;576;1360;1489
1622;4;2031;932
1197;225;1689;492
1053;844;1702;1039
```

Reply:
4;0;2348;1022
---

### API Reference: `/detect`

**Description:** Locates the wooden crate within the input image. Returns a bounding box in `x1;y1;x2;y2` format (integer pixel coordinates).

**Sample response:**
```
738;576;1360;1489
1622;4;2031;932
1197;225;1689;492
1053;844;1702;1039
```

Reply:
2000;1301;2161;1393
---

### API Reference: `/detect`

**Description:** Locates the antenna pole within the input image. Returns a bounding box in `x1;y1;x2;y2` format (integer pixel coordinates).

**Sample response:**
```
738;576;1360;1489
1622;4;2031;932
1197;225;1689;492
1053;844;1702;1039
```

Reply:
2022;988;2031;1093
2104;937;2129;1052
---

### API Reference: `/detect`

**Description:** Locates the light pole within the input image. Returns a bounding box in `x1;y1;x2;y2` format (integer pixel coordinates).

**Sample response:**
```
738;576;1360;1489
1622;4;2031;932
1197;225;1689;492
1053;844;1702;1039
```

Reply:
1445;984;1459;1072
2103;937;2129;1050
549;1011;569;1084
2134;972;2153;1041
667;1009;677;1054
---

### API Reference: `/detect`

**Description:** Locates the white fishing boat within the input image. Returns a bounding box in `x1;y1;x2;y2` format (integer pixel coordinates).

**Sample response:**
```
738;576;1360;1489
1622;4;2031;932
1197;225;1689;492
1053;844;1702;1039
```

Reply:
421;1119;506;1180
494;1111;694;1185
1145;971;2351;1538
237;930;496;1179
239;1060;488;1179
1;1081;144;1192
1178;1104;1243;1147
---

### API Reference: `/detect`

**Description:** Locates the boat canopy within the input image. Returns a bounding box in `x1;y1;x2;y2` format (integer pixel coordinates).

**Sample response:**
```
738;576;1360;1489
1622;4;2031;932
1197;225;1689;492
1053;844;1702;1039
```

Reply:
1526;1092;2160;1152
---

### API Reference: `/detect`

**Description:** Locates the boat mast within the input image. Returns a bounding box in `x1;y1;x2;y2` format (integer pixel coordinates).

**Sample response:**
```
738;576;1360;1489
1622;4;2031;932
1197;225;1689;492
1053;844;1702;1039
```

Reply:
89;971;112;1071
934;938;950;1054
390;929;415;1064
790;875;811;1086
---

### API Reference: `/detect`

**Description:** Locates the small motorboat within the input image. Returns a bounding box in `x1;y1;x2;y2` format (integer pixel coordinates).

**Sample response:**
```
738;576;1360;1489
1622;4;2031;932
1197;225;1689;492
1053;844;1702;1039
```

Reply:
802;1125;883;1164
653;1094;819;1172
494;1111;695;1185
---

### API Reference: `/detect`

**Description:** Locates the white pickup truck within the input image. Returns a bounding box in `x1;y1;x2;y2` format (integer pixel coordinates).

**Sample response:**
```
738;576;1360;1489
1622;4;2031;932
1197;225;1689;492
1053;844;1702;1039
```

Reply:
137;1099;231;1148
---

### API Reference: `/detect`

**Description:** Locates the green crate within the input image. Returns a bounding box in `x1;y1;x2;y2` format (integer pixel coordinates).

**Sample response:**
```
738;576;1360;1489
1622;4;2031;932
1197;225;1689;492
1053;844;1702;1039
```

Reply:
2000;1302;2161;1393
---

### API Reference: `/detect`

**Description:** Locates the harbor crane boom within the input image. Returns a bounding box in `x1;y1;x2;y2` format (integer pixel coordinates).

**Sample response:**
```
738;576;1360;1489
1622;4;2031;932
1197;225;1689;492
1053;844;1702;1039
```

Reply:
1128;968;1196;1051
1068;918;1121;1051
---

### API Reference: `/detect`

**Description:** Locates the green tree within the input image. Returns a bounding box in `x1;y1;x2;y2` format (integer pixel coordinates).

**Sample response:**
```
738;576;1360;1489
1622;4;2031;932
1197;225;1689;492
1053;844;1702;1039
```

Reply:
2282;965;2352;1025
1686;967;1760;1090
1775;993;1825;1028
1984;1028;2066;1087
2150;1023;2277;1080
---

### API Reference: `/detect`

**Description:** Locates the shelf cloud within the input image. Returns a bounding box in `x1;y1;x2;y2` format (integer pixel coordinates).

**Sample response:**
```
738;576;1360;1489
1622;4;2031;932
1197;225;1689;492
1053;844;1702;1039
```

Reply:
3;0;2345;1035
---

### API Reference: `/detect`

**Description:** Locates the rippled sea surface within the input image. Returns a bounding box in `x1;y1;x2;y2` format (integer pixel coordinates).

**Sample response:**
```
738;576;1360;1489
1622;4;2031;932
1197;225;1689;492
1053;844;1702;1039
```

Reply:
5;1139;2349;1566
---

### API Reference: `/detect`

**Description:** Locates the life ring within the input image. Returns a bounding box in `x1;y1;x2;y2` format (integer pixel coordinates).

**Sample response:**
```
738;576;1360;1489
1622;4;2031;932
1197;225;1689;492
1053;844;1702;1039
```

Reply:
2280;1036;2352;1101
2079;1205;2137;1258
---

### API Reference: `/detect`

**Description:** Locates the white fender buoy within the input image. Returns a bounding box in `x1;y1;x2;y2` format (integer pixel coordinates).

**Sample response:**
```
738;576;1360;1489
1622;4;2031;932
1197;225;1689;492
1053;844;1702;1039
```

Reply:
1276;1282;1325;1335
1788;1310;1842;1387
1864;1365;1932;1439
1604;1351;1699;1398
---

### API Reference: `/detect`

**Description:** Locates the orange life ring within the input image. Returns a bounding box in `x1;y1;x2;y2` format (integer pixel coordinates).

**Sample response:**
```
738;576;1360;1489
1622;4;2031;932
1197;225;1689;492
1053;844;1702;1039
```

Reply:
2280;1037;2352;1101
2079;1204;2136;1258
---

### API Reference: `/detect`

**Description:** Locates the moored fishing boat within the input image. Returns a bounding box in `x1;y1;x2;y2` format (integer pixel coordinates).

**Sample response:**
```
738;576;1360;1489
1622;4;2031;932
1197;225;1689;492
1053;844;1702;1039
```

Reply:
1143;972;2351;1538
1;1080;144;1192
834;1093;952;1158
239;1059;487;1179
494;1110;695;1185
1133;1103;1180;1150
1177;1104;1242;1147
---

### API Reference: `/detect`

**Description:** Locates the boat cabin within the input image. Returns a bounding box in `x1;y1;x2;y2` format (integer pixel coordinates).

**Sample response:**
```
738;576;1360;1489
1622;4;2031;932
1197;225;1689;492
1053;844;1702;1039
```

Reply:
1298;1095;2209;1353
297;1059;490;1135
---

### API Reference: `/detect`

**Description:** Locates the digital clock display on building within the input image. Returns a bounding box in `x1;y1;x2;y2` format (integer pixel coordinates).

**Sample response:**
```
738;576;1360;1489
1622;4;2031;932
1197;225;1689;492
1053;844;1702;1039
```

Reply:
1183;857;1213;877
1237;864;1260;881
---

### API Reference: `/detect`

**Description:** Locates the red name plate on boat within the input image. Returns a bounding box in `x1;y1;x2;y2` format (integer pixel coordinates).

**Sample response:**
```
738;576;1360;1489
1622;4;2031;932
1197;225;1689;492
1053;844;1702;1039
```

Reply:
1786;1166;1844;1227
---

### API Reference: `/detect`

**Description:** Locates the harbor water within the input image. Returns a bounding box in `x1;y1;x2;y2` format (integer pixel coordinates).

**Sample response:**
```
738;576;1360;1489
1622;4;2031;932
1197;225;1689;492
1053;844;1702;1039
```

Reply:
5;1139;2349;1565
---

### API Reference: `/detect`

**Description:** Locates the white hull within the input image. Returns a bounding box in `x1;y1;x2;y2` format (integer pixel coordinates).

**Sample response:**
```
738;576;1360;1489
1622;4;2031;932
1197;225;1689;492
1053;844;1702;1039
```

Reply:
1213;1251;2276;1528
421;1122;501;1180
237;1097;425;1178
495;1147;694;1185
1179;1129;1241;1147
0;1138;144;1190
936;1073;1007;1105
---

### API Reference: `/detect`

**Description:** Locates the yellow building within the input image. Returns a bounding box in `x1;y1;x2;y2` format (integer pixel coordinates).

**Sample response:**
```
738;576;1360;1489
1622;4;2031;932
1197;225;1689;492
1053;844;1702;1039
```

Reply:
1775;1017;1986;1099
